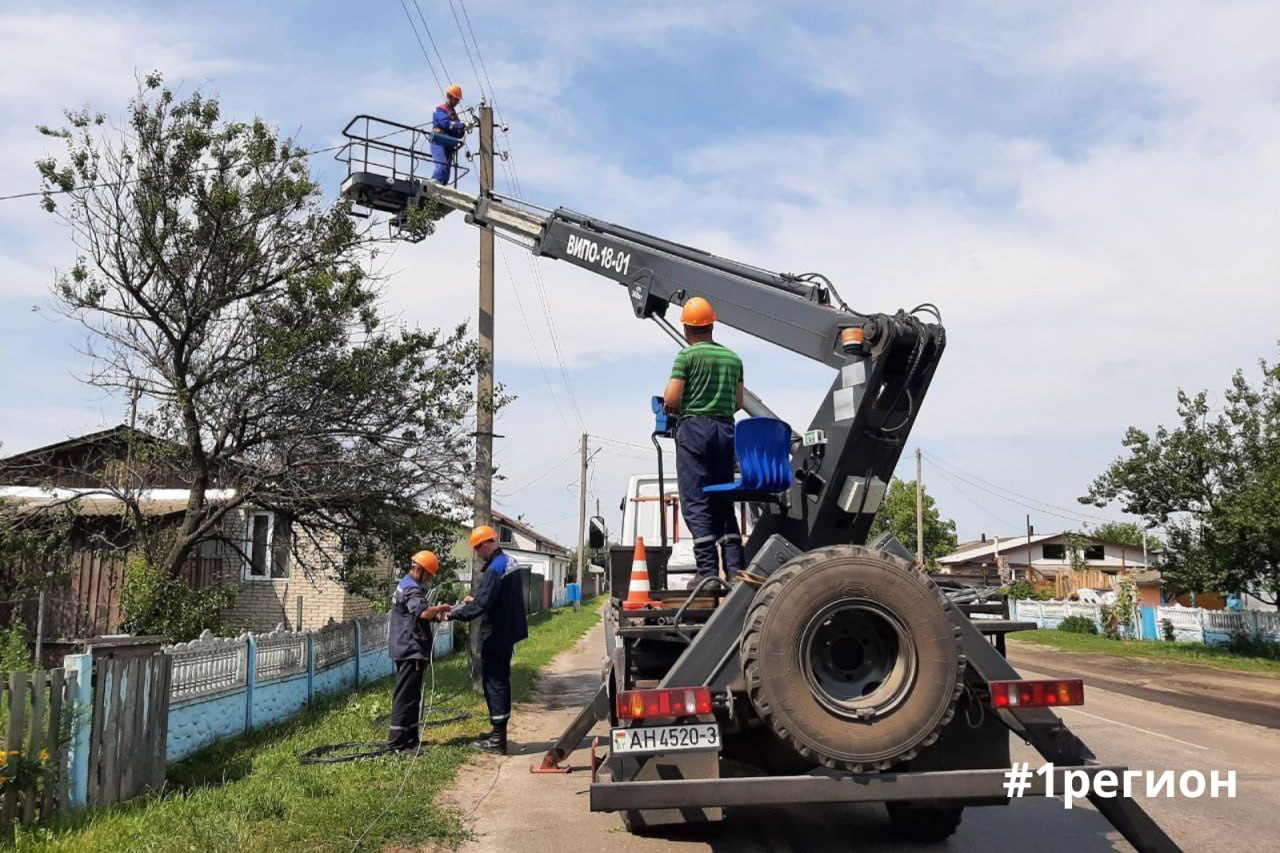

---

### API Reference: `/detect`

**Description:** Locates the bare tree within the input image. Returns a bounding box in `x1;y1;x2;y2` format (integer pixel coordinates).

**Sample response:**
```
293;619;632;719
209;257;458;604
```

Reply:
32;73;483;595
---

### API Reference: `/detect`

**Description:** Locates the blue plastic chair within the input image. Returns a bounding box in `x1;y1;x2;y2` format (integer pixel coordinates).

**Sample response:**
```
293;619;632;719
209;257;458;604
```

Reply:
704;417;793;498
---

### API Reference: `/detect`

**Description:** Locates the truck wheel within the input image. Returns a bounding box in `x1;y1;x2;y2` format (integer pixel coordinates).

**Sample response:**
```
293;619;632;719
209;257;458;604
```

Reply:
885;802;964;842
740;545;964;772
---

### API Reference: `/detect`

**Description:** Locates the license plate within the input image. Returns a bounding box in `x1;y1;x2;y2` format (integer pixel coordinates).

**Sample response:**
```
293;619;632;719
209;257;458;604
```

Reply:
610;724;721;755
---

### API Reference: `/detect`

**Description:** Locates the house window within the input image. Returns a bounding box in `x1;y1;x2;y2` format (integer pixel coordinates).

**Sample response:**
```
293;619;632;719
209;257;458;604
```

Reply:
498;525;515;545
243;511;291;580
1084;544;1105;561
1042;543;1066;561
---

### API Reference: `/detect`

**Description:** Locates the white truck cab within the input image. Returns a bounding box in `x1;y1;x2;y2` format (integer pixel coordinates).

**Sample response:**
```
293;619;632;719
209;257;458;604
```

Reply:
618;473;753;590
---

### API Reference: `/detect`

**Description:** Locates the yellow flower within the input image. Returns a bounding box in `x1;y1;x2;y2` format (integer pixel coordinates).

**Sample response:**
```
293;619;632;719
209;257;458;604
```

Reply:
39;750;49;762
0;754;7;767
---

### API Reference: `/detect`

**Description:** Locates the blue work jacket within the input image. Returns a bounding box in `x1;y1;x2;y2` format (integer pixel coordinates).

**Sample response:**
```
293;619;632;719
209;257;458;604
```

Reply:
388;574;435;661
450;550;529;650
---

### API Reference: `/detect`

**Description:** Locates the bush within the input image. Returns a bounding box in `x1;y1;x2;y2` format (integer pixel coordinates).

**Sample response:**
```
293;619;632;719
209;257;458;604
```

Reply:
1058;615;1098;635
120;552;236;642
1000;580;1052;602
0;620;32;671
1225;631;1280;661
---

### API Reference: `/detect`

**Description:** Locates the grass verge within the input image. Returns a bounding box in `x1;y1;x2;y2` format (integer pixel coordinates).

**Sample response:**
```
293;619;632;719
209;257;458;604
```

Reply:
11;597;607;852
1009;629;1280;675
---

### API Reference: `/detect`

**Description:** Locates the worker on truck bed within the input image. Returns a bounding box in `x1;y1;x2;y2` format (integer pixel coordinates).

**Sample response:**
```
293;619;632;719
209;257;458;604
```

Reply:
388;550;452;752
446;525;529;754
663;297;746;581
431;83;466;184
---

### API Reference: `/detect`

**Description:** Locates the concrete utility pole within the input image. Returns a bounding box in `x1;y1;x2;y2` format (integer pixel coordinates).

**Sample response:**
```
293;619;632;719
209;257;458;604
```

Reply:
1026;514;1033;583
915;448;924;569
470;100;496;688
577;433;589;583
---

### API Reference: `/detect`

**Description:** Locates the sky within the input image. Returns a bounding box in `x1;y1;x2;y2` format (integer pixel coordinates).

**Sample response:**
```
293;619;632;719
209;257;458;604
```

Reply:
2;0;1278;550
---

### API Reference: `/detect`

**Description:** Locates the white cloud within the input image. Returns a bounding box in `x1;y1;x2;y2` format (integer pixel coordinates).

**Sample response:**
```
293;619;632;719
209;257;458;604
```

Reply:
4;1;1280;544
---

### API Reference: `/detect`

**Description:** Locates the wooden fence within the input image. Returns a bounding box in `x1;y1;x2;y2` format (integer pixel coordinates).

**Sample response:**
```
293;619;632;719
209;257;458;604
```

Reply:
86;645;171;807
1;669;77;833
1;551;224;641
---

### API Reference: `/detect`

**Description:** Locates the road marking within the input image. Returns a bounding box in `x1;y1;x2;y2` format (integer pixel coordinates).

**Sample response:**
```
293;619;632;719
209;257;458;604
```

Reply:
1060;707;1210;751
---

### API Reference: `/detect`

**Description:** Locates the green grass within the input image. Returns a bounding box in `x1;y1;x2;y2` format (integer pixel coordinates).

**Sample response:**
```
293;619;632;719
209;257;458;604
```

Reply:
10;597;607;852
1010;629;1280;675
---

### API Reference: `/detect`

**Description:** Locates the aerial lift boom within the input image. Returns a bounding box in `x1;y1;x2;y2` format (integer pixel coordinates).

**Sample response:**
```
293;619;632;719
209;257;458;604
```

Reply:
337;120;1181;852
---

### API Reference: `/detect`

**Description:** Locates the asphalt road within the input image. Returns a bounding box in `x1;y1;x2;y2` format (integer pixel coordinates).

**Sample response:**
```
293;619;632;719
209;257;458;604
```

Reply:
438;619;1280;853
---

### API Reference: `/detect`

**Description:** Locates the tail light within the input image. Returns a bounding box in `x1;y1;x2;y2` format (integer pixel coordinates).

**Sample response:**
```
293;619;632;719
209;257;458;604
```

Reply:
989;679;1084;709
616;687;713;721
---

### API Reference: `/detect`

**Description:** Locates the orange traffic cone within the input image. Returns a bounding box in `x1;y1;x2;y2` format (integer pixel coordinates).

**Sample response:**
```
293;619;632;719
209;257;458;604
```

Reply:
622;537;658;610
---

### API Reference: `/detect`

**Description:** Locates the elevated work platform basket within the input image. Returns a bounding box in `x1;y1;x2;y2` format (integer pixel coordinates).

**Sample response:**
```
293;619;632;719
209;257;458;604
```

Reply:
336;114;470;240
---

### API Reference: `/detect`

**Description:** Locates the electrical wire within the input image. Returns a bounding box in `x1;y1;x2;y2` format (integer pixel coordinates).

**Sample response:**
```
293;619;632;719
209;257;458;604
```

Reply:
398;0;443;92
922;450;1116;525
343;605;448;853
432;0;588;433
497;242;571;431
928;461;1021;530
497;447;579;499
447;0;484;98
409;0;453;84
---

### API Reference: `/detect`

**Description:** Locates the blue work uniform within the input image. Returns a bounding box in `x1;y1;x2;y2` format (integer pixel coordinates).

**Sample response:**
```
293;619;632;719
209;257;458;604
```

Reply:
387;573;435;750
431;101;466;184
449;550;529;726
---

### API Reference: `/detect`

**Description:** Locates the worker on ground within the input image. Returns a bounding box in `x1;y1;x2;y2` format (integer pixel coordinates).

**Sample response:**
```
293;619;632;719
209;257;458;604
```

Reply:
431;83;466;184
446;525;529;754
388;550;452;752
663;297;746;581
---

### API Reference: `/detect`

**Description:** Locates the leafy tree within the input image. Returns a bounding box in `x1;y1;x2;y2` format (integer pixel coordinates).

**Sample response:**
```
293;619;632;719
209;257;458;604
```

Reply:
869;478;957;570
32;73;485;597
1082;350;1280;608
1088;521;1148;549
1061;532;1091;572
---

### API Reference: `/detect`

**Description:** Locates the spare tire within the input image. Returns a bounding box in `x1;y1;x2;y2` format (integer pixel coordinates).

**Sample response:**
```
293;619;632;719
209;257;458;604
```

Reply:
740;545;965;772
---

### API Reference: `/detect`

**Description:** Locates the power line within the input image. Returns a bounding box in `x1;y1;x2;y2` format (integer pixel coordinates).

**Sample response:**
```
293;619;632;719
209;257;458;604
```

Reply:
445;9;586;432
497;447;578;499
497;242;570;430
921;451;1114;526
409;0;453;84
448;0;485;99
929;463;1021;530
398;0;443;92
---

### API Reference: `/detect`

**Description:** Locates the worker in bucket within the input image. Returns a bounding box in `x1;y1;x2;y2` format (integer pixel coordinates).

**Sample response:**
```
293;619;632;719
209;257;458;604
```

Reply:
430;83;467;184
446;525;529;754
388;550;452;752
663;297;746;581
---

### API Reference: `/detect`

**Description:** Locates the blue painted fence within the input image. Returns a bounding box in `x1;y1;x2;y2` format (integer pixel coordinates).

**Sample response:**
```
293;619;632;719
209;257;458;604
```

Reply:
63;614;453;808
1012;600;1280;644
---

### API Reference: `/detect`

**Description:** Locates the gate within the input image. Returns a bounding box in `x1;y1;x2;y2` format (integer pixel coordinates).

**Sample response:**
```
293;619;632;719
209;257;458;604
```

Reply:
86;637;172;806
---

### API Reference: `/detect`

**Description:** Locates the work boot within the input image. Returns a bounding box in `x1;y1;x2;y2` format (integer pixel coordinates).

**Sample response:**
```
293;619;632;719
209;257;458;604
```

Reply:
472;720;507;754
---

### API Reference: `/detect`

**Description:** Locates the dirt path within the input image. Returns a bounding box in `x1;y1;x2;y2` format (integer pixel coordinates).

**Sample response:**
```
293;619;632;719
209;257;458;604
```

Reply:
1006;641;1280;729
433;616;625;852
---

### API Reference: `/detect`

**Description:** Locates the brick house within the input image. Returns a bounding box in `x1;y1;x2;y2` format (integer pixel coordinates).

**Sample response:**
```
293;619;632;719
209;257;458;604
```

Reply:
0;426;392;638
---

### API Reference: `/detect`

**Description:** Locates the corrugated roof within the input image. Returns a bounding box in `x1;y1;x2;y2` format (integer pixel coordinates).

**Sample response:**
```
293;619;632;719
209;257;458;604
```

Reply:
939;533;1059;564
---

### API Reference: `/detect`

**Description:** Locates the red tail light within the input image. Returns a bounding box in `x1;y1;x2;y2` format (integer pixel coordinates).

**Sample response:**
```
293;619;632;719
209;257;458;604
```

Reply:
990;679;1084;709
616;687;713;721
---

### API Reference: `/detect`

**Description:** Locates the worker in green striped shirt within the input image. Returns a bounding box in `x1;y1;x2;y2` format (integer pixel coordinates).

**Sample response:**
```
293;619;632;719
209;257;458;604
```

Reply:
662;297;746;580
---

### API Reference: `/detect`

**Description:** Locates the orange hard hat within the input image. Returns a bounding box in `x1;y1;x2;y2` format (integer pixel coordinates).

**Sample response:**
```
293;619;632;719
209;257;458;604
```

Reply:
680;297;716;327
446;83;463;100
469;525;497;548
410;550;439;576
